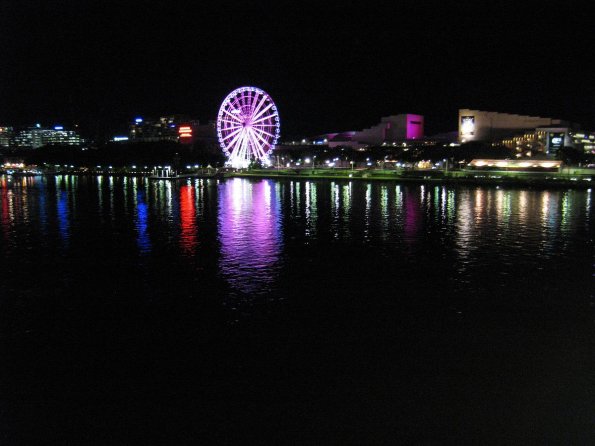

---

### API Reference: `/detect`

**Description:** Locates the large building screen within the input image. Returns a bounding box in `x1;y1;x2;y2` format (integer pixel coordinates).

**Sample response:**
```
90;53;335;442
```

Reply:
460;116;475;137
548;132;565;154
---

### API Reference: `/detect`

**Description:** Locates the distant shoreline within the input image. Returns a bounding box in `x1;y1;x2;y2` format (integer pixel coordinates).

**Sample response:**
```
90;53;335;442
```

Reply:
2;168;594;189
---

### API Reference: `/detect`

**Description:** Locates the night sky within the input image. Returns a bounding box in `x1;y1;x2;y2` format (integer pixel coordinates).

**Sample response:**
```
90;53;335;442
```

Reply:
1;1;593;140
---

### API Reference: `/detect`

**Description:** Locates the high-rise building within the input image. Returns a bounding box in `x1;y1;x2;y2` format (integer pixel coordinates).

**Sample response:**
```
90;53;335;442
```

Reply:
13;124;85;149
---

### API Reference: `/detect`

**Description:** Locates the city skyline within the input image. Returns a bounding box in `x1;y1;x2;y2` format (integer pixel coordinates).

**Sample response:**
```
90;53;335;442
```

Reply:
2;2;593;138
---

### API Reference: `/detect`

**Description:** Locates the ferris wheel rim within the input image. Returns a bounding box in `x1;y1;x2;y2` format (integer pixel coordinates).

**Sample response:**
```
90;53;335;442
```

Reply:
216;86;280;167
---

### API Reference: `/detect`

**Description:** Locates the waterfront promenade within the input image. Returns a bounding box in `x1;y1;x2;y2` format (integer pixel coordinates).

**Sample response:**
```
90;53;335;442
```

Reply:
2;166;594;189
228;167;595;189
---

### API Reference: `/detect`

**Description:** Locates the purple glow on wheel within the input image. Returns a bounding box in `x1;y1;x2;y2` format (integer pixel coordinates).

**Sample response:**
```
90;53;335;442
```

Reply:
217;86;280;168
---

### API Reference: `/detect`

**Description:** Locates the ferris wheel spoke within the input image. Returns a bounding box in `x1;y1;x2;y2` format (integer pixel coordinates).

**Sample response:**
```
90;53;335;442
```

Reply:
251;130;271;152
248;91;262;115
239;92;250;111
231;94;244;109
250;94;269;120
221;127;243;142
245;91;255;109
251;112;278;125
219;119;243;128
249;128;271;154
229;134;245;160
251;103;274;122
222;108;243;123
251;126;276;139
244;131;256;159
229;98;243;117
229;132;242;158
240;133;251;160
225;128;246;152
246;129;266;158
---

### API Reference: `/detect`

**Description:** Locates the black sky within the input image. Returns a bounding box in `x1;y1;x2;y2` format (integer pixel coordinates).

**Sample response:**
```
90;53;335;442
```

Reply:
1;1;594;139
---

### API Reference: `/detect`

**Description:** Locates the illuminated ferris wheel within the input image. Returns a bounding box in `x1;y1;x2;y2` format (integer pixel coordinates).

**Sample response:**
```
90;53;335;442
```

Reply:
216;86;280;168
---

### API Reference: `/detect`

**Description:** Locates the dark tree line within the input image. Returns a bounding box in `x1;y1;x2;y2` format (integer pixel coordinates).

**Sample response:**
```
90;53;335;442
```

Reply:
1;140;226;168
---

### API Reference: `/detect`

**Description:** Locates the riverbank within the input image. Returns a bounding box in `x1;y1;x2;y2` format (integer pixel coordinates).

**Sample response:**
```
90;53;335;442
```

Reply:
2;167;594;189
227;167;595;189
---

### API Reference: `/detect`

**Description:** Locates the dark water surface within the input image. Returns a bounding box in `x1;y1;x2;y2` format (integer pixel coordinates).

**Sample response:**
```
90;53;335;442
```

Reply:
1;175;594;443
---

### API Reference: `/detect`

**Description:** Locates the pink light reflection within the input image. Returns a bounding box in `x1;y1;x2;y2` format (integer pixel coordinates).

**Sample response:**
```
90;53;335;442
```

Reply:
217;178;282;295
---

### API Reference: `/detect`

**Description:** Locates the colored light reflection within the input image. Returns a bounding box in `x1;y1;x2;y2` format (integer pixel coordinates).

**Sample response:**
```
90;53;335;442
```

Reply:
403;190;420;243
0;181;10;241
135;189;151;254
304;181;317;237
217;178;282;295
57;189;69;245
179;184;198;256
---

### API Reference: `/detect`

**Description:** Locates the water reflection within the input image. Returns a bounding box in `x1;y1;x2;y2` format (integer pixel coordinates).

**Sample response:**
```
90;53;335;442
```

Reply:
135;186;151;254
179;184;198;256
403;190;420;244
55;176;70;245
218;178;283;295
0;179;11;242
304;181;317;238
0;176;592;307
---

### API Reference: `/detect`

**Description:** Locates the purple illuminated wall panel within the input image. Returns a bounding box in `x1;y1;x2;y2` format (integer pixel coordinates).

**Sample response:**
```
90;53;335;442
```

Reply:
406;114;424;140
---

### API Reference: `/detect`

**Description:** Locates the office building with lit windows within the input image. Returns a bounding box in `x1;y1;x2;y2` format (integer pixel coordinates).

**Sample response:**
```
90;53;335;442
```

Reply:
13;124;85;149
502;128;595;156
0;126;14;148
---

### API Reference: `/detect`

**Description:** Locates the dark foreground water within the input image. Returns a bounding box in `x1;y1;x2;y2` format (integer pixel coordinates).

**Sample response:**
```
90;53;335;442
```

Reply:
1;175;594;443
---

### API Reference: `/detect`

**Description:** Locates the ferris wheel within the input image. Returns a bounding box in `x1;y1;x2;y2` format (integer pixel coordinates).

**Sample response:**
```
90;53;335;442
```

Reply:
217;86;280;168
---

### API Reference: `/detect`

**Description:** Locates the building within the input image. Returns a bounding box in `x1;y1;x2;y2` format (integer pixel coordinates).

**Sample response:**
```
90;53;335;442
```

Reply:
458;109;577;143
502;128;595;156
129;115;200;143
13;124;84;149
0;126;14;148
296;114;425;149
354;114;424;144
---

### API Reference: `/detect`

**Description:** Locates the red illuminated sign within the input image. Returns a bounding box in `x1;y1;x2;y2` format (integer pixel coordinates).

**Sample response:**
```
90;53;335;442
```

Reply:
178;125;192;138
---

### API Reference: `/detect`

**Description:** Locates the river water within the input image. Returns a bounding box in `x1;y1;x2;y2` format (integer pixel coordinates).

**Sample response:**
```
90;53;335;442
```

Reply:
1;175;594;442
